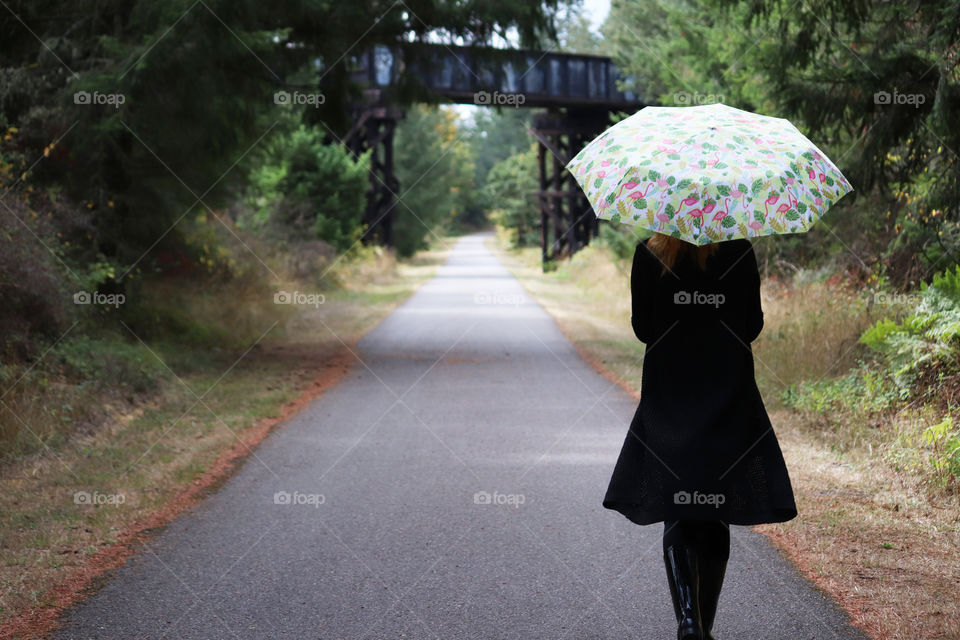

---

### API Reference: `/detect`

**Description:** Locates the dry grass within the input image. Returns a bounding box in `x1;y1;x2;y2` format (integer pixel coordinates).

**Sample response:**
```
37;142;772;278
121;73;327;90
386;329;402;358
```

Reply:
488;233;960;640
752;276;884;402
0;238;455;638
759;410;960;640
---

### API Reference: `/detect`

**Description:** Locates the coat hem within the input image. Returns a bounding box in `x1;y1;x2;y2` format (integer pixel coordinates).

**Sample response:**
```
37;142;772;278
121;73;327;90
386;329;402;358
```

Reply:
602;499;798;526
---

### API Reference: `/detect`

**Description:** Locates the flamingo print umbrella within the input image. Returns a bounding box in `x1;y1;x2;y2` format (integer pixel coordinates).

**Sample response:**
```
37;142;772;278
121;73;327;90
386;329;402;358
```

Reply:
565;103;852;245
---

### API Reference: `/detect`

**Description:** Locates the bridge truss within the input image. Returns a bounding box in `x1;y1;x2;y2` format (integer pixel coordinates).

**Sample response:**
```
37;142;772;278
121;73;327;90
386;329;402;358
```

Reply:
341;44;645;268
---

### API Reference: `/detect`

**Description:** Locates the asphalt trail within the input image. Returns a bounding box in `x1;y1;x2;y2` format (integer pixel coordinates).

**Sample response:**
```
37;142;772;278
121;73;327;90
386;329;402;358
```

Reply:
54;233;869;639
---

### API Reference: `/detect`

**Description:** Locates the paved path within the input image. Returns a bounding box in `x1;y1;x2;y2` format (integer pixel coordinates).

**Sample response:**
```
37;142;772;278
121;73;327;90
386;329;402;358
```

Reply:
55;233;870;639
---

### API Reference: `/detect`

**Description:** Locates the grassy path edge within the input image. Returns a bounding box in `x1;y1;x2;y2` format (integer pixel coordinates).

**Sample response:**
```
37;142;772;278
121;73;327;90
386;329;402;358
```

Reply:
6;348;356;640
3;241;454;640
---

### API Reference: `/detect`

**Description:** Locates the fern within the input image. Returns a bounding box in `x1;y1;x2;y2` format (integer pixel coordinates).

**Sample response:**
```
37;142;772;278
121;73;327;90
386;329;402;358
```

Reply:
860;265;960;395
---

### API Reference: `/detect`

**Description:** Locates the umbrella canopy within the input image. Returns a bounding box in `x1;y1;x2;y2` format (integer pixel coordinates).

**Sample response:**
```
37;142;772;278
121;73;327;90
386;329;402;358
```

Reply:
565;103;853;245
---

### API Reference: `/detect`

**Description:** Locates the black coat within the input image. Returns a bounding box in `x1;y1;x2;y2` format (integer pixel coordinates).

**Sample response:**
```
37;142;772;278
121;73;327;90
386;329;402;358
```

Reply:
602;238;798;525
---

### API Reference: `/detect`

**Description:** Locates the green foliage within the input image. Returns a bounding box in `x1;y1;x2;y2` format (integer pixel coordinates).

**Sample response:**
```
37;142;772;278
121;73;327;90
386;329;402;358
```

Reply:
283;126;370;252
860;265;960;394
598;223;650;263
243;123;369;252
72;259;125;293
919;415;960;483
55;335;168;394
392;105;474;257
781;363;898;416
0;0;572;467
484;145;539;248
554;2;606;54
860;319;903;349
246;159;288;228
462;107;534;228
602;0;764;109
0;0;565;267
603;0;960;283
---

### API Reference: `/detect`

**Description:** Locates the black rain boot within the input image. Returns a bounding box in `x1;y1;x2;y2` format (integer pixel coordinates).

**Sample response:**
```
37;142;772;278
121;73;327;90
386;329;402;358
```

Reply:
663;545;704;640
697;553;727;640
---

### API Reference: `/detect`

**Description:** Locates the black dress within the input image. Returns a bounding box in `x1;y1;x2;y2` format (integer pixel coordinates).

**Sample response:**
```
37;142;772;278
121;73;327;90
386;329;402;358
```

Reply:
602;238;798;525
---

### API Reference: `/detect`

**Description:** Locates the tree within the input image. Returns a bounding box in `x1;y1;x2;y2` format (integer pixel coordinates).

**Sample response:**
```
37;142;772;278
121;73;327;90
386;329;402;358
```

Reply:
484;144;540;248
392;104;475;257
464;106;535;222
603;0;960;283
705;0;960;281
554;1;606;54
0;0;570;270
243;122;369;251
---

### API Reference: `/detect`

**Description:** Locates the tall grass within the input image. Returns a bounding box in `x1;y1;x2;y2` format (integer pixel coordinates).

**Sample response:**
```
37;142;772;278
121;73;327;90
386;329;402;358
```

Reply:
500;230;958;494
0;232;402;460
753;275;882;401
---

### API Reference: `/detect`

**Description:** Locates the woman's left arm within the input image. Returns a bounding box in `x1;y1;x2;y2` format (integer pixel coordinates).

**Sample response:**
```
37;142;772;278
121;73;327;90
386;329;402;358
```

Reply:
739;242;764;342
630;242;657;343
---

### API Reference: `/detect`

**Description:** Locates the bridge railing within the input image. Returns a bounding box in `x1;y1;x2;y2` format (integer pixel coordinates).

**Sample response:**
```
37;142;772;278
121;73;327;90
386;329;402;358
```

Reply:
348;43;641;110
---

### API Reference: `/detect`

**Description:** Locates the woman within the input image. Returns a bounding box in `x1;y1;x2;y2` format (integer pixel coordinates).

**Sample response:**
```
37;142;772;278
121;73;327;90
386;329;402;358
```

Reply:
603;233;797;640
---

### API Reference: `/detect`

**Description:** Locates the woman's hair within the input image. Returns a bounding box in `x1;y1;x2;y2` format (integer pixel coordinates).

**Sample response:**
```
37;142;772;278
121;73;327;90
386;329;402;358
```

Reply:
646;233;719;273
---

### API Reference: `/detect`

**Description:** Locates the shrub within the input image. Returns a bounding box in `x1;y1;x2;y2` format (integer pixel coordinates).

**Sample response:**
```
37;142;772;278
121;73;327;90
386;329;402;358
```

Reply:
919;415;960;486
781;362;898;415
861;265;960;395
246;124;370;252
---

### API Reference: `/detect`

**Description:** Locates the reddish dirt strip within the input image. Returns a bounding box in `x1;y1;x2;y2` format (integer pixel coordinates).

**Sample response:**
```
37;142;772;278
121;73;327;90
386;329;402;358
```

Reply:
4;349;356;640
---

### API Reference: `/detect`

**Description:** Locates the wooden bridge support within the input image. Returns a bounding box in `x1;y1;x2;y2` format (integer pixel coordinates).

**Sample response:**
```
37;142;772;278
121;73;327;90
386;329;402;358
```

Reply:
342;97;404;247
530;110;610;268
344;44;644;260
